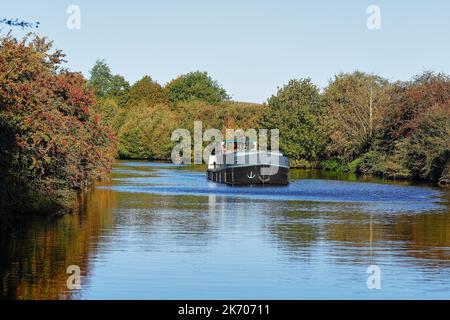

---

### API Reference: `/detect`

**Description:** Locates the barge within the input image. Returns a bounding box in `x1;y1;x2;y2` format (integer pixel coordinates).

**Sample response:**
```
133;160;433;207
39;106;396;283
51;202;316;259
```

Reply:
207;140;289;185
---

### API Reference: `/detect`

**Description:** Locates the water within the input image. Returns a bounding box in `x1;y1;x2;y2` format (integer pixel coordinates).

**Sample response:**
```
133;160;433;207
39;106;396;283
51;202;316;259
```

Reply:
1;161;449;299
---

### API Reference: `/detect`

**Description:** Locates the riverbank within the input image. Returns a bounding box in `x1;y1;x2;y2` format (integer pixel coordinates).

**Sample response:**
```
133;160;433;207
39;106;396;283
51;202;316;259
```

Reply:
1;33;448;220
290;158;449;186
116;156;450;187
96;69;449;187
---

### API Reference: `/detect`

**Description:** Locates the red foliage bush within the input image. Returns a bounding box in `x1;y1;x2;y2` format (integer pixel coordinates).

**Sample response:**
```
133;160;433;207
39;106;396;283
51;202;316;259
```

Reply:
0;34;116;215
383;72;450;144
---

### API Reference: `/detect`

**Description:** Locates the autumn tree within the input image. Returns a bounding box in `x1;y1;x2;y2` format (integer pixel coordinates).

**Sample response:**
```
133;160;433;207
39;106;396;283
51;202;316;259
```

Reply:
0;34;115;215
126;75;167;107
322;72;391;161
380;71;450;151
399;104;449;181
381;72;450;182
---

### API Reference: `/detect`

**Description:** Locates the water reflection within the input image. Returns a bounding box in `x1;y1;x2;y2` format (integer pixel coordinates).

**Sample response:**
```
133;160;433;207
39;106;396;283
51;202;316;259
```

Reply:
266;200;450;266
0;181;116;299
0;161;449;299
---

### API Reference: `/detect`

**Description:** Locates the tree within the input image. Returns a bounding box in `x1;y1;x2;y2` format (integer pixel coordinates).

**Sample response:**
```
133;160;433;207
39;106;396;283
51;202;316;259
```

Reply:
322;72;391;161
88;59;129;106
441;162;450;185
116;104;179;160
109;74;130;106
380;71;450;150
165;71;230;106
93;97;119;127
88;59;112;98
0;34;115;215
400;104;449;181
126;76;167;106
259;79;325;161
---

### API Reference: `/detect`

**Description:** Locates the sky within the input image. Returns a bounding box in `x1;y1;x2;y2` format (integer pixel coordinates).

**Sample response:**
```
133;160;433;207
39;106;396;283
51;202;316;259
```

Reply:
1;0;450;103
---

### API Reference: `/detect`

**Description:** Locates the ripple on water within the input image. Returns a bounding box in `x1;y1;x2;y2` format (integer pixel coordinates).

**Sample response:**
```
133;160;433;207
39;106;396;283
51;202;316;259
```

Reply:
98;163;446;214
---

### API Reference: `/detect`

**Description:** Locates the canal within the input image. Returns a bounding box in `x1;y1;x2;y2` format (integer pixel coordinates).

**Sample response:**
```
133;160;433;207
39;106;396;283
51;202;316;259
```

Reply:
1;161;449;299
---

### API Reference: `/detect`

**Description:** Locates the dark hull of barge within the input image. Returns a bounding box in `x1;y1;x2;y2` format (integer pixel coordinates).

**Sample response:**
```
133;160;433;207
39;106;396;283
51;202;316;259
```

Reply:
207;165;289;185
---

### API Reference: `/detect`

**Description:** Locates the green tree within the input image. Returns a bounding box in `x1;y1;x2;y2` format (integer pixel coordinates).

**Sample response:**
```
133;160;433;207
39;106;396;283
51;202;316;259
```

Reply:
259;79;325;161
165;71;230;106
88;59;129;106
116;104;179;160
88;59;113;97
93;97;119;127
126;76;167;106
109;74;130;106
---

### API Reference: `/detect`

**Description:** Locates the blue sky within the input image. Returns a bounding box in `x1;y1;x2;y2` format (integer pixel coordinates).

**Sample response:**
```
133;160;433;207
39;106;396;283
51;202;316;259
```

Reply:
2;0;449;102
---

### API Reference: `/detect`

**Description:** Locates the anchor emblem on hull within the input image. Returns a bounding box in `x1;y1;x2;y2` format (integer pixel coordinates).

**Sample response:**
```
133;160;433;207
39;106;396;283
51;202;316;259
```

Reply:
247;171;256;179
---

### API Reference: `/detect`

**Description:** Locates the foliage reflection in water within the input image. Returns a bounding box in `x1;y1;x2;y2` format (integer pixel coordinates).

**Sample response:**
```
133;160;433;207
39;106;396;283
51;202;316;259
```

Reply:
1;161;449;299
